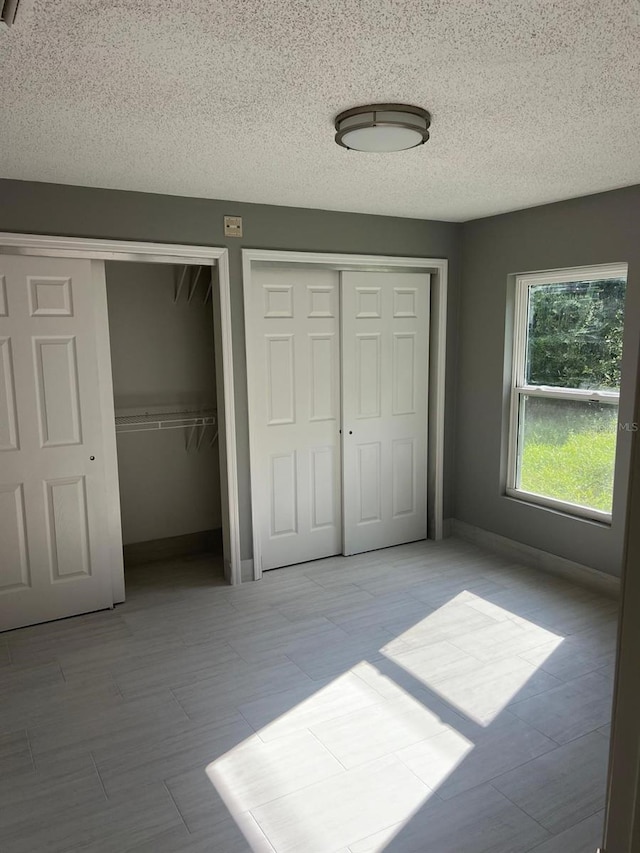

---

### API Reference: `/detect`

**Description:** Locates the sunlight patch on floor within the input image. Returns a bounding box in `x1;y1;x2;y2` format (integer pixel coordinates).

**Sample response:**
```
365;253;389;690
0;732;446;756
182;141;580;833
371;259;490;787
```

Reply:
386;591;565;725
205;591;564;851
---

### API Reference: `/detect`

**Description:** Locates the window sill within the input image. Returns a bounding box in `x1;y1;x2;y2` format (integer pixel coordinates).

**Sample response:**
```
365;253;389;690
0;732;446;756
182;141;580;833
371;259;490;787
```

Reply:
505;487;613;525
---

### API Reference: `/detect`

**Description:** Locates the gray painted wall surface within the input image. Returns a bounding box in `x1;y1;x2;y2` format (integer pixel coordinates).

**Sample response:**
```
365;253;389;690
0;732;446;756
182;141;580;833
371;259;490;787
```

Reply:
0;179;460;559
457;185;640;576
105;261;221;544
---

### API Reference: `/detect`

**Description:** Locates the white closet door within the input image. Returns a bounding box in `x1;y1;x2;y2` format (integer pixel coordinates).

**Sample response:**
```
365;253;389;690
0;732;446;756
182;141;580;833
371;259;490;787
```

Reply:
341;271;430;555
248;267;341;571
0;255;113;631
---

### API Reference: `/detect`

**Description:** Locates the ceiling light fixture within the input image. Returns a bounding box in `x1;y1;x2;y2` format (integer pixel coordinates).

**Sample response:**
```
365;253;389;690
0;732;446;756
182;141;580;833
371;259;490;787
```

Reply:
334;103;431;152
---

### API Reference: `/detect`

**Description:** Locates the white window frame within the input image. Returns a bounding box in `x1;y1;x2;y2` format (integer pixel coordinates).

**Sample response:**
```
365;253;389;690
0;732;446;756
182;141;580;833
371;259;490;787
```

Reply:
507;262;628;523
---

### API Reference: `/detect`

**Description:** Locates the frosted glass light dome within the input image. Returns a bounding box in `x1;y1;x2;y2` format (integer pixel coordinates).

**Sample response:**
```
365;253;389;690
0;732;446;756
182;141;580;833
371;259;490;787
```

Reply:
334;104;431;152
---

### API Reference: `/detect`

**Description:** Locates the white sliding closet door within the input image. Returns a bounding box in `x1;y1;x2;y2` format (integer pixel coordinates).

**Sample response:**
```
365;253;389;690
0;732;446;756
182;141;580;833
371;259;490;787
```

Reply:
248;267;342;571
0;255;113;631
341;271;430;555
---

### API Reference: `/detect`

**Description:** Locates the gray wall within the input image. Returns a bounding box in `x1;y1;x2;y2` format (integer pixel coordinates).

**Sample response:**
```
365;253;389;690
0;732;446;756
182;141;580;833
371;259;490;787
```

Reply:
105;261;221;545
457;185;640;576
0;179;461;559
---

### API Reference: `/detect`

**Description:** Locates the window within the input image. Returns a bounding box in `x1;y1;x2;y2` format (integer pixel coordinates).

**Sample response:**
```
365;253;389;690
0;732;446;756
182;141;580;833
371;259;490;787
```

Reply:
507;264;627;521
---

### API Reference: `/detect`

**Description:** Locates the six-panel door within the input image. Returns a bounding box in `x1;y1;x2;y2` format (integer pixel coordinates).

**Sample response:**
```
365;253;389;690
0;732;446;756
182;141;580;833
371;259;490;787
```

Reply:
0;255;113;631
247;266;431;571
341;271;430;555
249;267;342;571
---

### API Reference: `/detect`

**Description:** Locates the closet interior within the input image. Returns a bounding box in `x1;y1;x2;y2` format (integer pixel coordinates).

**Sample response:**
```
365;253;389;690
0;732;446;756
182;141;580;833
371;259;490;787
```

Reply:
105;260;223;584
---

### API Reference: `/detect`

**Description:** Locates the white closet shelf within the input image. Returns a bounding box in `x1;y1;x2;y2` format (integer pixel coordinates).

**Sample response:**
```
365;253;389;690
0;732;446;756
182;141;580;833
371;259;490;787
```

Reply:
115;410;216;434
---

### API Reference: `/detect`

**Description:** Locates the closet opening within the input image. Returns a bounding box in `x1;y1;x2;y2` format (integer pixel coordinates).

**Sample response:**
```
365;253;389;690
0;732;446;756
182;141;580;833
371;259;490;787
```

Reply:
105;260;225;594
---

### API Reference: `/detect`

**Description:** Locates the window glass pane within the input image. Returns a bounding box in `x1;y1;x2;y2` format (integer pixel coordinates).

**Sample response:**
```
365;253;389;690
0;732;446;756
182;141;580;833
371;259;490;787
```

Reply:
526;278;626;391
517;396;619;513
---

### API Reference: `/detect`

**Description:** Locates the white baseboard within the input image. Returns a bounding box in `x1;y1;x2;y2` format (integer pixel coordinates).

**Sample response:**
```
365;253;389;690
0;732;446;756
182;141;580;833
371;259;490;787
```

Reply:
241;559;255;583
452;519;620;599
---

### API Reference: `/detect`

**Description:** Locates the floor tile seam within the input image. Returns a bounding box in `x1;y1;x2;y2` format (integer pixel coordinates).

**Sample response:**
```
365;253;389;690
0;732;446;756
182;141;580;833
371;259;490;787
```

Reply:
507;677;585;711
436;633;539;663
248;690;391;745
169;688;198;723
173;671;322;728
162;780;191;833
387;646;517;691
486;781;555;837
113;654;248;698
504;708;564;747
350;576;420;598
524;658;609;684
569;667;616;687
244;751;424;849
24;728;36;772
273;594;381;620
321;588;419;611
531;624;617;643
89;751;109;802
305;726;351;772
529;600;618;620
441;636;567;667
346;819;411;852
226;624;354;659
246;812;279;853
292;574;335;594
521;805;607;852
508;669;614;710
182;741;352;827
381;629;472;655
434;737;561;802
279;650;339;682
245;764;351;833
235;704;263;739
546;725;613;748
308;713;456;774
58;670;124;700
391;745;443;802
227;642;275;667
322;612;396;637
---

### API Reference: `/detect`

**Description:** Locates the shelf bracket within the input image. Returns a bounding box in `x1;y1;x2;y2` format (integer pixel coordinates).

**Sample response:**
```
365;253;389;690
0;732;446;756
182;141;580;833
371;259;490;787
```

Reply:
196;423;208;451
187;266;203;303
174;266;189;303
203;272;213;305
185;424;197;452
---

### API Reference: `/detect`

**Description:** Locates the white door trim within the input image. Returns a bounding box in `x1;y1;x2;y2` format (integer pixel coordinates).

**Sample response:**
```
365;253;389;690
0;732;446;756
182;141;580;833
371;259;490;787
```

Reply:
0;232;241;588
242;248;448;581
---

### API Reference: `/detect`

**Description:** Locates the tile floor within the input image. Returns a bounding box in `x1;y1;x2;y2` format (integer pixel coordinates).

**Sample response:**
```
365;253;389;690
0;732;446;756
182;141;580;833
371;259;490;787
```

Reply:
0;538;618;852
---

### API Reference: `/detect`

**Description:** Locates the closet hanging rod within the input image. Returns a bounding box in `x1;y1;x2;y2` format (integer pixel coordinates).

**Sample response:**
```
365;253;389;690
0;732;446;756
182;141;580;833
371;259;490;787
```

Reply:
115;410;216;434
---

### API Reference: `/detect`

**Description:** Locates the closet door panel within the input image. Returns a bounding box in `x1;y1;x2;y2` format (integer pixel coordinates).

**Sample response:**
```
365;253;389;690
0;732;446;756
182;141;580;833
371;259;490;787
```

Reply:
0;254;113;631
0;336;19;450
310;446;337;529
341;271;430;555
33;336;83;446
270;451;298;537
248;267;341;571
0;482;30;589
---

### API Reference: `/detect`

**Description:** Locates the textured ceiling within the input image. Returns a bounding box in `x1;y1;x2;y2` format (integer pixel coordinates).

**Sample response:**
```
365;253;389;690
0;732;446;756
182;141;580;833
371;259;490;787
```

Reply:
1;0;639;221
